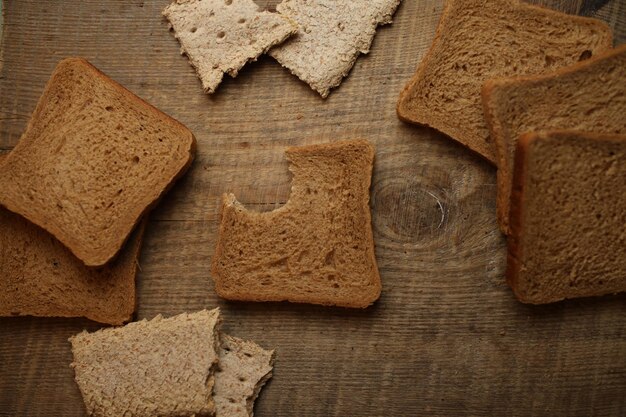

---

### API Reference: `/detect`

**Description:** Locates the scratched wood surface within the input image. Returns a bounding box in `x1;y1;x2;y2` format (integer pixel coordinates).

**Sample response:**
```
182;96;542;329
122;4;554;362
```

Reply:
1;1;625;416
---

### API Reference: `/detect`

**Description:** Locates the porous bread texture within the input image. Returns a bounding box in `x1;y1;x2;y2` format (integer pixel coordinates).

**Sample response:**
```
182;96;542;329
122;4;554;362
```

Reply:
69;309;221;417
0;201;144;325
215;334;275;417
396;0;613;163
269;0;402;98
483;45;626;234
507;131;626;303
163;0;297;93
211;139;381;308
0;58;195;267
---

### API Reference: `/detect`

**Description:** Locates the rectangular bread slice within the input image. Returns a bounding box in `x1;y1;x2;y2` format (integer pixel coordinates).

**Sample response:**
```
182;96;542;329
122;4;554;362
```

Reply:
69;309;221;417
483;44;626;234
397;0;613;163
0;58;195;266
211;139;381;308
507;131;626;303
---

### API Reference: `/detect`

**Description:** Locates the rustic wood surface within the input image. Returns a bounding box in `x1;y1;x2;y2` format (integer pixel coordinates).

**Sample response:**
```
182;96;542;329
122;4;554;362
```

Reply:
1;1;625;416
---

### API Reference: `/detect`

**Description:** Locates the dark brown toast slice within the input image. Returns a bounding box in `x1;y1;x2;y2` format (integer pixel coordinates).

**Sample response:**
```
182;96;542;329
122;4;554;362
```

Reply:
507;131;626;303
211;139;381;308
483;45;626;234
397;0;613;163
0;154;145;325
0;58;195;266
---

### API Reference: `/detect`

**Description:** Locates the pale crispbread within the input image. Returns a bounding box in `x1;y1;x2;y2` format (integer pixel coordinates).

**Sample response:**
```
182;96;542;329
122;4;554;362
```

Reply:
69;309;221;417
507;131;626;303
396;0;613;163
163;0;297;93
482;44;626;234
211;139;381;308
0;58;195;267
215;334;275;417
269;0;402;98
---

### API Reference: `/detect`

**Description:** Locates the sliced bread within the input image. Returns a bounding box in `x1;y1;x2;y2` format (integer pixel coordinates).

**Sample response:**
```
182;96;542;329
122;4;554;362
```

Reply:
0;200;144;326
69;309;221;417
397;0;613;163
215;334;275;417
163;0;297;94
0;58;195;266
211;139;381;308
269;0;402;98
507;131;626;303
483;44;626;234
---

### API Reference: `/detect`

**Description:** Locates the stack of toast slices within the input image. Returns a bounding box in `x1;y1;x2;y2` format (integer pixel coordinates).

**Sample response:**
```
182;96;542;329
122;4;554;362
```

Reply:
398;0;625;303
0;57;196;325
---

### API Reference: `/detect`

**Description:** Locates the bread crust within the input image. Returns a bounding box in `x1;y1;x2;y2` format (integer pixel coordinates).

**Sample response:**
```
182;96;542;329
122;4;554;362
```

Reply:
0;58;196;266
506;131;535;302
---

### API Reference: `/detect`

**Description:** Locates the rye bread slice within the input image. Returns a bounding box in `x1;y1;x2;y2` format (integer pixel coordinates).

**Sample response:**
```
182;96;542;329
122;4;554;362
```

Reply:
0;192;145;326
211;139;381;308
163;0;297;94
483;44;626;234
396;0;613;163
0;58;195;267
269;0;402;98
215;334;275;417
507;131;626;303
69;309;221;417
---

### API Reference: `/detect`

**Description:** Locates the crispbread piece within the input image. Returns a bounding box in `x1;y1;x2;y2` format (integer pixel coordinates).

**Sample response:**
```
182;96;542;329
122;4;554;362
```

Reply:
163;0;297;93
0;58;195;267
396;0;613;163
507;131;626;303
0;199;145;325
69;309;221;417
483;45;626;234
215;335;275;417
211;139;381;308
269;0;401;98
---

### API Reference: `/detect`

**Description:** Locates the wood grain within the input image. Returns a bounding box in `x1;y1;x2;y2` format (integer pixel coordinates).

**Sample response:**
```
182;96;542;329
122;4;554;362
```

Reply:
1;1;625;416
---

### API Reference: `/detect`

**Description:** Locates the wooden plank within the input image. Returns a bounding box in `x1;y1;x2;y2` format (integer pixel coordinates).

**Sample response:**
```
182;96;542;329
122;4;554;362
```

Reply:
1;1;625;416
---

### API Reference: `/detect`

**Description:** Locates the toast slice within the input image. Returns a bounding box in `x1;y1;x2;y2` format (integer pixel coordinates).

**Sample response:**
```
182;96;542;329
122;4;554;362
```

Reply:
215;334;275;417
0;194;145;326
0;58;195;266
507;131;626;303
163;0;297;94
483;44;626;234
397;0;613;163
211;139;381;308
69;309;221;417
269;0;401;98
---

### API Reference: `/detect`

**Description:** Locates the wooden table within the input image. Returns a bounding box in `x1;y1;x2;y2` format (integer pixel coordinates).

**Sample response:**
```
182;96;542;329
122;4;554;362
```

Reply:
1;1;625;416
